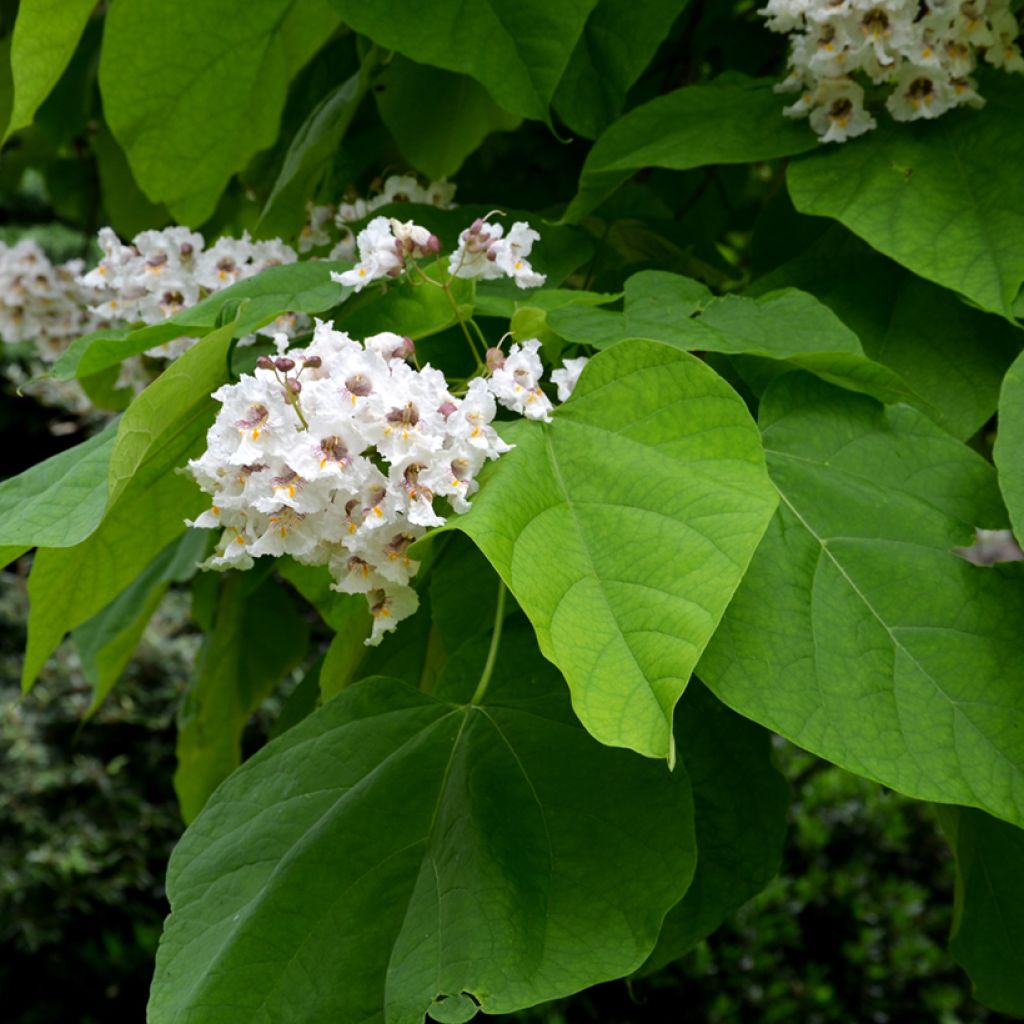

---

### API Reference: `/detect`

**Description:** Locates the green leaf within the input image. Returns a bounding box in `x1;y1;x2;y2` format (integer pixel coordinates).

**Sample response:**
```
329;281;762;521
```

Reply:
375;58;520;180
98;0;341;225
564;78;817;224
639;681;788;974
700;373;1024;827
553;0;689;139
92;122;170;238
174;572;309;823
334;259;474;340
550;272;915;405
503;288;623;361
995;348;1024;544
148;625;697;1023
787;74;1024;318
0;421;117;551
3;0;95;141
0;547;28;570
449;339;777;759
52;261;347;380
548;270;709;347
74;529;208;715
22;470;204;691
107;315;237;505
754;225;1022;440
936;805;1024;1016
323;0;600;122
258;61;374;240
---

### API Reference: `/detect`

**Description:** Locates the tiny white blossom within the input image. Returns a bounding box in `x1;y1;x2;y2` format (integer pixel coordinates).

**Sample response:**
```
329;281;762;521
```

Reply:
550;356;589;403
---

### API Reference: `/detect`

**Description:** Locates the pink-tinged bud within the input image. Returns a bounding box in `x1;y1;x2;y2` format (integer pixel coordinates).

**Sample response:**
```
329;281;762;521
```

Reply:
438;400;457;419
424;234;441;254
275;357;296;372
486;347;505;371
256;355;275;370
394;336;416;361
485;246;498;262
180;242;194;257
469;217;485;234
302;355;322;368
285;377;302;395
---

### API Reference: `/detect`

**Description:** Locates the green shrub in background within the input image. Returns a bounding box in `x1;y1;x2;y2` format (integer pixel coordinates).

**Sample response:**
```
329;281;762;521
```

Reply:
0;575;192;1023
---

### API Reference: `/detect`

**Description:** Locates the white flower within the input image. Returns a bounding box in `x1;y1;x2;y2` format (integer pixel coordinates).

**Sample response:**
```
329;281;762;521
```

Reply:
449;217;546;289
299;203;335;253
330;216;404;291
886;64;957;119
550;356;589;402
488;339;553;422
808;77;877;141
490;222;546;289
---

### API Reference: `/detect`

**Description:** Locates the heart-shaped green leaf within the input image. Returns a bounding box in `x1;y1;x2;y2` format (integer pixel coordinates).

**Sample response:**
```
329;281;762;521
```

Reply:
451;340;777;759
700;373;1024;826
148;626;697;1023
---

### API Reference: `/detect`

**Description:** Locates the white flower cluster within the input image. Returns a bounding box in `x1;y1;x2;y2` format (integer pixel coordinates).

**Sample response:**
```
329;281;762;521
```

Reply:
80;227;303;359
187;322;587;644
300;174;457;259
331;216;441;292
448;217;546;289
330;213;546;294
187;322;510;644
0;239;101;360
764;0;1024;141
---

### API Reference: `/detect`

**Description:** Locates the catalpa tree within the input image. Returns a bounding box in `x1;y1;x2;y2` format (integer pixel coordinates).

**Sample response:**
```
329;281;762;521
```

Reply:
1;0;1023;1020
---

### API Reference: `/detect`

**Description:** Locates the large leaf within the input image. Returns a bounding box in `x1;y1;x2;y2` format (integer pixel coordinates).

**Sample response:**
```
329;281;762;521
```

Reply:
52;260;347;380
787;74;1024;318
0;421;116;551
553;0;689;139
174;572;310;823
754;225;1022;441
375;59;520;180
73;529;208;715
107;316;237;504
449;339;777;760
22;469;204;690
995;347;1024;545
936;805;1024;1017
564;79;817;223
149;625;697;1023
4;0;95;141
700;373;1024;827
99;0;340;224
639;681;789;974
92;122;171;238
257;62;374;240
323;0;599;122
549;272;915;405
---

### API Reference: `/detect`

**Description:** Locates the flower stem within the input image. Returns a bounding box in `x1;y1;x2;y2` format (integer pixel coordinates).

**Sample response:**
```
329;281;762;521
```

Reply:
470;580;507;705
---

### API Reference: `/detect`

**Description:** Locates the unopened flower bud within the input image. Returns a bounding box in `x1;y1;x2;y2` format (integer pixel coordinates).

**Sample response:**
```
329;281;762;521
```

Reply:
275;356;295;372
424;234;441;254
394;336;416;361
285;377;301;395
486;347;505;371
302;355;322;368
256;355;275;370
